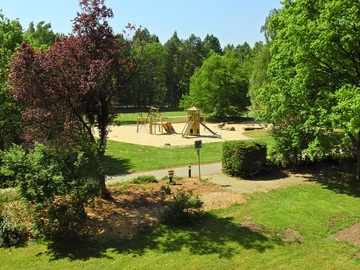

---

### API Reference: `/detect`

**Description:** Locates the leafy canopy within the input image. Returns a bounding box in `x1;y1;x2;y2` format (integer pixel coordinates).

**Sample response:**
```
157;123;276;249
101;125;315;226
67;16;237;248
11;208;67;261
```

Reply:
255;0;360;172
181;52;249;119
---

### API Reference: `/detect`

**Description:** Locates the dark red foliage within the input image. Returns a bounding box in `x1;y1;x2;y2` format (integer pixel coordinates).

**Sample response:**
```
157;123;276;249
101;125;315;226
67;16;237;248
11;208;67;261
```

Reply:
9;0;138;150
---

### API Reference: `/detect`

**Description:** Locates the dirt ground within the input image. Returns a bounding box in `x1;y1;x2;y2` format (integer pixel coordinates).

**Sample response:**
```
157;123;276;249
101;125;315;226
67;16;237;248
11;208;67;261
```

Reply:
84;175;360;247
99;120;263;147
84;178;246;242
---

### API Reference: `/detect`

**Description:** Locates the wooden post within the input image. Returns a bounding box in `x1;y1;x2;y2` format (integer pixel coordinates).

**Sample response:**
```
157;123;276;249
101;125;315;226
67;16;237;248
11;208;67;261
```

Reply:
149;117;153;134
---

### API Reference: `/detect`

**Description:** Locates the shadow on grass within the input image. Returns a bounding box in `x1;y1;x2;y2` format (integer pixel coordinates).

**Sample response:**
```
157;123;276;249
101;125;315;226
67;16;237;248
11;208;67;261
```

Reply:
241;169;290;181
44;214;284;261
293;162;360;198
103;155;132;175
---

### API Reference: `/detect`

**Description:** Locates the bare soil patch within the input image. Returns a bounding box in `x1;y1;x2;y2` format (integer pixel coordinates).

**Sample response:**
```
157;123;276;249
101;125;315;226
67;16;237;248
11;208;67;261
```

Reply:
83;178;246;242
332;222;360;247
83;163;360;246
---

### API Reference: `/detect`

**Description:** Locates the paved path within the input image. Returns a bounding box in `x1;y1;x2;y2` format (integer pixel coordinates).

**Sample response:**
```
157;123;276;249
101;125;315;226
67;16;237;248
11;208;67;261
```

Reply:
106;162;222;183
106;162;311;194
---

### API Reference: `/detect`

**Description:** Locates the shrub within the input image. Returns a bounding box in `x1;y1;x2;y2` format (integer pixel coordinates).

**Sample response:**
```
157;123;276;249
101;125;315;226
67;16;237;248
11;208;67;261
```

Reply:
0;214;26;247
130;175;158;184
1;142;101;239
222;140;267;177
161;187;203;225
0;188;21;203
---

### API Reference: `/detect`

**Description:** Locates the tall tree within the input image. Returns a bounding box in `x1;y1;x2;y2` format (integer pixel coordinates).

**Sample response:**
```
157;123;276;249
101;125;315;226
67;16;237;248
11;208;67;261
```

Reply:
164;32;185;107
256;0;360;178
203;34;223;56
249;9;279;108
24;21;57;50
0;13;23;150
181;51;249;119
10;0;140;198
125;41;166;107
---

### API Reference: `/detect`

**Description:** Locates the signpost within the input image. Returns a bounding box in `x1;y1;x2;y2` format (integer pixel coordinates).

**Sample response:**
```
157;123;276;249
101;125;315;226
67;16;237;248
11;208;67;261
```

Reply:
195;140;202;180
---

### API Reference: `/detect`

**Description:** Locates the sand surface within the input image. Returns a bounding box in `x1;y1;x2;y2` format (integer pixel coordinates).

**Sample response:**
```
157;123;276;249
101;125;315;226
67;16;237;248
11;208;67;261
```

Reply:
102;121;263;147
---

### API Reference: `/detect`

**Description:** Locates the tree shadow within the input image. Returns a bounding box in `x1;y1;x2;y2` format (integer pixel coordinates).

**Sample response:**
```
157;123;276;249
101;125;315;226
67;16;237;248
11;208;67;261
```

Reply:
43;214;284;261
103;155;132;175
241;169;290;181
297;162;360;198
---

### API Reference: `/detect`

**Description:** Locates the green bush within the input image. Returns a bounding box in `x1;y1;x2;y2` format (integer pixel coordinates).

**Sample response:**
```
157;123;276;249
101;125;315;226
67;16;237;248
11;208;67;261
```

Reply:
0;214;26;247
222;140;267;177
0;142;101;239
161;187;203;225
130;175;158;184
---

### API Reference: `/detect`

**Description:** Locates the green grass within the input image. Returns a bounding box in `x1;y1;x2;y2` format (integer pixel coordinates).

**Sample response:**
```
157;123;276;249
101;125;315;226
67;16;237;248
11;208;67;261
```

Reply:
243;129;276;154
1;183;360;269
104;128;275;176
104;141;222;175
113;110;188;125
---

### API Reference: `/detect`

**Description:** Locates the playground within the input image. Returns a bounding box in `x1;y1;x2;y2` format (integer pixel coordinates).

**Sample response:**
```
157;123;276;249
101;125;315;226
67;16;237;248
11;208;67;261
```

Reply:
104;106;263;147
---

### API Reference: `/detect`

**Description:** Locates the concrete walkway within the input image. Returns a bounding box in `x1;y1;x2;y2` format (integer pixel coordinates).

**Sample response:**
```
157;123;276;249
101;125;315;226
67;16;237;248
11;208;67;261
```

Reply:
106;162;222;184
106;162;310;194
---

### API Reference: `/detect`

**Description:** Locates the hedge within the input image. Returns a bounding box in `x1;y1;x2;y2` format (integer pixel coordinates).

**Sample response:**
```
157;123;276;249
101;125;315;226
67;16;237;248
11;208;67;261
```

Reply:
222;140;267;177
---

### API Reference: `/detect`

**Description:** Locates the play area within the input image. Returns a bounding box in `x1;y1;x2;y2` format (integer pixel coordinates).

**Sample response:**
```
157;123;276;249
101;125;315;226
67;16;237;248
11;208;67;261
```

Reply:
105;106;263;147
136;106;220;138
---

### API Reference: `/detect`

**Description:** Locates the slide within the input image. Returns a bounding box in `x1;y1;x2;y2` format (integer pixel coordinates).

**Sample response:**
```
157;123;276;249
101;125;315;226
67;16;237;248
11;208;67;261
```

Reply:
162;122;176;133
182;120;194;137
199;121;221;138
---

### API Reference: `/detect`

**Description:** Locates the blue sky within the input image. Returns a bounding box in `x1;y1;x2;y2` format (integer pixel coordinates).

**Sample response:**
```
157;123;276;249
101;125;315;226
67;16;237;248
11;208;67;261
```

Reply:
1;0;282;47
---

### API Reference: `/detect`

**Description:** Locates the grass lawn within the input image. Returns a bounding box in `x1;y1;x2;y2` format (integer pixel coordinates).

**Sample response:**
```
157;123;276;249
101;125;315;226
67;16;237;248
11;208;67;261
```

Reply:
104;129;275;175
113;110;188;125
104;141;223;175
1;183;360;269
3;121;358;269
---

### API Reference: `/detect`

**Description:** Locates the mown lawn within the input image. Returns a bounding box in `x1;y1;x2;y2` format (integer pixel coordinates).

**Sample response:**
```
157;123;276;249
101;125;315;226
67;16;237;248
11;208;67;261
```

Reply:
103;128;275;175
113;110;188;125
1;182;360;269
104;141;223;175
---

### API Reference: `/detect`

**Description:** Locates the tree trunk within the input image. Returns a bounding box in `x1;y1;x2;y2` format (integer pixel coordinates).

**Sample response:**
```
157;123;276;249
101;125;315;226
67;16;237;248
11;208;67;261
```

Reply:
98;126;111;200
99;173;111;199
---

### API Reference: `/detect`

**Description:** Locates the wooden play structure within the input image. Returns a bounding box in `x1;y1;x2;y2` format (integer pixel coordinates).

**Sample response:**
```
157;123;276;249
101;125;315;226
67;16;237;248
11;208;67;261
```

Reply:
137;106;220;138
181;107;221;138
137;106;176;134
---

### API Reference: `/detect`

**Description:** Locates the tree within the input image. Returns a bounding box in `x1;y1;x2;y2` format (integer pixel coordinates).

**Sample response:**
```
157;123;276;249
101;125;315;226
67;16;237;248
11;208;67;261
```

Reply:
249;9;279;109
248;42;271;107
256;0;360;179
24;21;57;50
10;0;140;198
0;13;23;150
203;34;223;56
125;41;166;107
181;51;249;119
164;32;185;107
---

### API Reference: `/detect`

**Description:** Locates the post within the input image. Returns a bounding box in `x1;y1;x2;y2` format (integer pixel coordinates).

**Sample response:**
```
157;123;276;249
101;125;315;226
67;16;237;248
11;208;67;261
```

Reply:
194;140;202;181
197;148;201;180
167;169;174;184
149;117;153;134
188;165;191;178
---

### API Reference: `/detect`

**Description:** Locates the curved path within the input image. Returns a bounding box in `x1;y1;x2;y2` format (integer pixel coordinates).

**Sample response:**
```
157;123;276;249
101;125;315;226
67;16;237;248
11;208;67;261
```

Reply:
106;162;312;194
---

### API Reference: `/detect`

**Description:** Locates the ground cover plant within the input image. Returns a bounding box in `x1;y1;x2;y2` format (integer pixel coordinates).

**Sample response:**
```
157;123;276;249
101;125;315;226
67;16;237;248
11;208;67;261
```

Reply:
1;168;360;269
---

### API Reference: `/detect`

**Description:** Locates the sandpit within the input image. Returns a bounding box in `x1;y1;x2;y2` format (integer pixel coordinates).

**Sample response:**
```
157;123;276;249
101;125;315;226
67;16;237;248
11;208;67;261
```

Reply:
101;121;263;147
